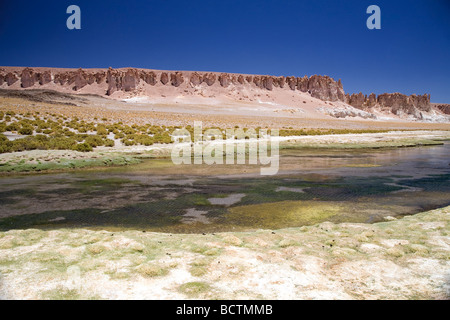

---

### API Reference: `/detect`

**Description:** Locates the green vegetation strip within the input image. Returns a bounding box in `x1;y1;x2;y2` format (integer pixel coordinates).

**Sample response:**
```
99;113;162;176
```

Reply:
0;109;404;154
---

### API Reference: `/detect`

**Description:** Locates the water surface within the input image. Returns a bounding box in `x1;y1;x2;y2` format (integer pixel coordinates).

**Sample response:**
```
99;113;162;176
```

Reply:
0;143;449;233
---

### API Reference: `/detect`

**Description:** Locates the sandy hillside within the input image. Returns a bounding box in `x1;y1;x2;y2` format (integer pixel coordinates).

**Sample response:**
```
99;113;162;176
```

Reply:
1;66;449;125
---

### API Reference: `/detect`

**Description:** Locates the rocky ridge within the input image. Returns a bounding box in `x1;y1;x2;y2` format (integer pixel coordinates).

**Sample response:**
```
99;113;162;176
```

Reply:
434;103;450;115
346;92;434;120
0;67;347;103
0;67;446;121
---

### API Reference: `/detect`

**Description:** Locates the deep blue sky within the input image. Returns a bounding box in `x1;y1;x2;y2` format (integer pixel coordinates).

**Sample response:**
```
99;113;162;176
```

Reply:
1;0;449;102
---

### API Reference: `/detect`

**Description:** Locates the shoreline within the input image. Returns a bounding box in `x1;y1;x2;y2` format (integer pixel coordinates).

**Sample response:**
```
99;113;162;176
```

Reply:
1;130;449;174
0;205;448;299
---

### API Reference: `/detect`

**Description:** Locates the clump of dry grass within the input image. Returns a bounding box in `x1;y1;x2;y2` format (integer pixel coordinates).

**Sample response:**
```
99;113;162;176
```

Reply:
178;281;212;298
135;263;169;278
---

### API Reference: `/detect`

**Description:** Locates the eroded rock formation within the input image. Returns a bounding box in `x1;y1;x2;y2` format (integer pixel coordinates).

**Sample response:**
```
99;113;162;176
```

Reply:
0;67;442;119
160;72;169;85
5;72;18;86
170;72;184;87
263;76;273;91
202;73;216;86
140;70;156;86
435;104;450;115
346;92;431;118
20;68;37;88
307;75;345;102
189;72;202;86
218;73;230;87
73;69;88;91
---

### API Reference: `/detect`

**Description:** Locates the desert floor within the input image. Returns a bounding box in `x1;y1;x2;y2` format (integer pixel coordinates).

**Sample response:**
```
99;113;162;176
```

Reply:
0;92;449;299
0;205;448;300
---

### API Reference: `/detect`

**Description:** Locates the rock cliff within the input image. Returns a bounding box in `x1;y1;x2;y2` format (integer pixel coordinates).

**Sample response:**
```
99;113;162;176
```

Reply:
435;104;450;115
346;92;432;119
0;67;444;120
0;67;345;101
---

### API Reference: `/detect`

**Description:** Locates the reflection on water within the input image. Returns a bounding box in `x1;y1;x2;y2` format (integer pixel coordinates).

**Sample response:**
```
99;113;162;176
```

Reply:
0;143;449;233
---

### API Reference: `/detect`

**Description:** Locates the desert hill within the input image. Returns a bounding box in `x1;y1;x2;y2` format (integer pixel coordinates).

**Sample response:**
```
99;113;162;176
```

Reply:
0;66;449;123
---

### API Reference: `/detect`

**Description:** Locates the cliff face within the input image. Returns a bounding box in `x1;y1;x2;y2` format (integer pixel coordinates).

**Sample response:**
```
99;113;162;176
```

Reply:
0;67;345;102
0;66;443;120
435;104;450;115
346;92;432;119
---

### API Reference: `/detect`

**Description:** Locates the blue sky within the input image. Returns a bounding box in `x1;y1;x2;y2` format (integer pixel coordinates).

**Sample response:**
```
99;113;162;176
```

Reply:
1;0;449;102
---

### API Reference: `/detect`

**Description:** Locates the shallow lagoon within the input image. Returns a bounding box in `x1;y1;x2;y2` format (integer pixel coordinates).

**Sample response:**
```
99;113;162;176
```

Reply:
0;143;449;233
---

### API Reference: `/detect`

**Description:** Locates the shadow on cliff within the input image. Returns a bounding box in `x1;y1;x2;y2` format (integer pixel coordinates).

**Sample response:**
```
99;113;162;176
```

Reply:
0;88;108;106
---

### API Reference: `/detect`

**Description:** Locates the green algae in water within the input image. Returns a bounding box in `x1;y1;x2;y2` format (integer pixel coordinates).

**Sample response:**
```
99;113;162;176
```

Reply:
0;144;449;233
0;155;141;173
0;192;226;232
72;177;141;194
0;174;447;233
224;200;342;230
